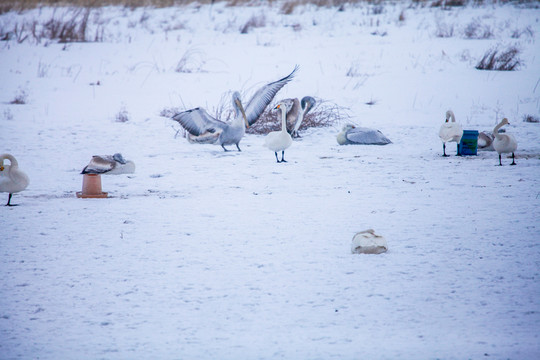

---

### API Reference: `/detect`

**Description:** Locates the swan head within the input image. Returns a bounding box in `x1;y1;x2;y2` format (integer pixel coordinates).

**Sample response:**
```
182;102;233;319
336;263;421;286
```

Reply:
445;110;455;123
301;96;316;114
500;117;510;126
274;99;295;113
232;91;249;128
342;124;356;132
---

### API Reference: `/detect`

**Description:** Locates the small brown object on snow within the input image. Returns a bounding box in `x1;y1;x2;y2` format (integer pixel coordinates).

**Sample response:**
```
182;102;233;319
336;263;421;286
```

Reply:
76;174;108;198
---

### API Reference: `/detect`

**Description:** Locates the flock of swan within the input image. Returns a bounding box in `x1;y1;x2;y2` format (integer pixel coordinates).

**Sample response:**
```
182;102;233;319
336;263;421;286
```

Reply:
1;68;521;206
438;111;518;165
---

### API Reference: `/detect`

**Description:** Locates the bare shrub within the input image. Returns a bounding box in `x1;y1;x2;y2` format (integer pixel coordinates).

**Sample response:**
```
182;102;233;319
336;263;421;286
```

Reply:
159;106;182;118
463;19;494;39
476;46;522;71
346;62;363;77
246;98;350;135
511;25;534;39
175;48;206;73
281;1;297;15
240;14;265;34
5;8;105;44
398;10;406;23
9;89;28;104
435;22;454;38
431;0;466;8
523;114;539;123
115;106;130;122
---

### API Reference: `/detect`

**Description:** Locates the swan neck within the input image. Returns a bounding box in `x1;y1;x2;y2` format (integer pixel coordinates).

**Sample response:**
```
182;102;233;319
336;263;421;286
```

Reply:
1;154;17;168
280;107;288;132
493;121;505;138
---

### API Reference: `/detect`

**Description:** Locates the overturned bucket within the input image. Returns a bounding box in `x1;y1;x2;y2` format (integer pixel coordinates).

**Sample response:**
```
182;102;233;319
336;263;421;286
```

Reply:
458;130;479;156
76;174;108;198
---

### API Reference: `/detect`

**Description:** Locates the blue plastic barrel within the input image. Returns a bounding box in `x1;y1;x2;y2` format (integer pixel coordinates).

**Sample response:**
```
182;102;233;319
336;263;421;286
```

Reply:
458;130;479;156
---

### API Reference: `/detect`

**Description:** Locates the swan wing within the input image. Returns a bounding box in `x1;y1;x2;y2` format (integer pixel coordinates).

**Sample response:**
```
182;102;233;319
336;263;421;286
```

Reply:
244;66;298;126
346;128;392;145
172;107;227;136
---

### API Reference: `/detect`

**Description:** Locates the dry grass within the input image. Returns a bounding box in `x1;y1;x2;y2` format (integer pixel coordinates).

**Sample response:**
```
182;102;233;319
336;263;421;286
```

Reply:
9;89;28;104
523;114;539;123
240;13;265;34
0;7;104;44
476;46;521;71
1;0;504;12
115;106;130;122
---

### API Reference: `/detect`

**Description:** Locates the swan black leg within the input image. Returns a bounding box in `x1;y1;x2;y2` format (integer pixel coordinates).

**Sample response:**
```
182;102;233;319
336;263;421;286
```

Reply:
498;154;502;166
510;153;516;165
280;151;287;163
274;152;280;163
236;143;242;152
442;143;448;157
5;193;16;206
221;145;230;152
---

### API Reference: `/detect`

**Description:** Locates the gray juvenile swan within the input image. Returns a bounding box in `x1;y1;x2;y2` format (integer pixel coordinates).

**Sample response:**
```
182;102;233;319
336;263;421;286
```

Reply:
337;124;392;145
172;66;298;151
264;100;294;163
284;96;316;138
81;153;135;175
493;118;517;166
438;110;463;156
0;153;29;206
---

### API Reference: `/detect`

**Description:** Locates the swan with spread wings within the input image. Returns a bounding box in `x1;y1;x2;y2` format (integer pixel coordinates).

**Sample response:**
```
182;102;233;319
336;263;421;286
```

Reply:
172;66;298;151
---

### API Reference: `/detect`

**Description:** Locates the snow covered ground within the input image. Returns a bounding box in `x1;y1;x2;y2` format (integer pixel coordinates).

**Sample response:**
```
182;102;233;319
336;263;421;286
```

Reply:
1;1;539;359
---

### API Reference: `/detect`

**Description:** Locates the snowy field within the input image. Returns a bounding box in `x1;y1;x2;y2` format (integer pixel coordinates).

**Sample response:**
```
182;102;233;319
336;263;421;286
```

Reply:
1;1;539;359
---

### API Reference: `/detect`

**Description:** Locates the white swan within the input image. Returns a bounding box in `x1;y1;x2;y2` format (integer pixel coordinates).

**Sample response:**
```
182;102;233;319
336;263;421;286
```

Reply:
264;100;293;163
438;110;463;156
81;153;135;175
284;96;316;138
337;124;392;145
0;153;29;206
351;229;388;254
493;118;517;166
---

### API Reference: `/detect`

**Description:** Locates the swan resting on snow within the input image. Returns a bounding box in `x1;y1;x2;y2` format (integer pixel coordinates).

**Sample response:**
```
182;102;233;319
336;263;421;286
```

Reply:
351;229;388;254
172;66;298;151
81;153;135;175
438;110;463;156
284;96;316;138
493;118;517;166
264;100;293;163
337;124;392;145
0;153;29;206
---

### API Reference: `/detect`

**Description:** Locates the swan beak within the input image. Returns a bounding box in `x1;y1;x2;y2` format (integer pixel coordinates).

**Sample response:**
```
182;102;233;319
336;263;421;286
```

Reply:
0;166;3;171
236;98;249;128
275;104;281;110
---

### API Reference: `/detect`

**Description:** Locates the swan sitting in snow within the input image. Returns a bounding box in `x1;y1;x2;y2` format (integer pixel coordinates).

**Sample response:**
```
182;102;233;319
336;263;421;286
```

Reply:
351;229;388;254
0;153;29;206
438;110;463;156
337;124;392;145
493;118;517;166
264;100;293;163
81;153;135;175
